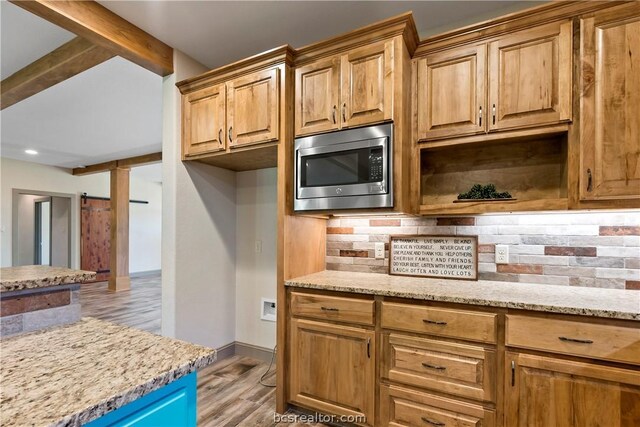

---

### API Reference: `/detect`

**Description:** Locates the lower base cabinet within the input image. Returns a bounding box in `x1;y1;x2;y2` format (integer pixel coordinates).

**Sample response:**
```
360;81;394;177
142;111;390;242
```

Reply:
380;384;496;427
289;318;376;426
505;352;640;427
85;373;197;427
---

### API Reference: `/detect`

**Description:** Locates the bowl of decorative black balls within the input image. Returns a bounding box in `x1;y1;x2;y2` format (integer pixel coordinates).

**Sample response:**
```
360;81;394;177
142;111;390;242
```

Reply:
454;184;514;203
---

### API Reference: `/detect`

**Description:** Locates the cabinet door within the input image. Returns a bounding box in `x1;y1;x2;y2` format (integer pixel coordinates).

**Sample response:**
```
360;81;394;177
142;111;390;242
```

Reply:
289;318;375;426
417;44;487;141
488;20;572;131
505;352;640;427
295;57;340;136
182;84;226;156
580;4;640;200
341;41;393;128
227;68;279;148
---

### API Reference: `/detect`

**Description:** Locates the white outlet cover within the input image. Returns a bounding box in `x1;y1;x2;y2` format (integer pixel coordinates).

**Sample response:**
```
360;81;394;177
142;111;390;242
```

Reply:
495;245;509;264
261;298;276;322
374;242;385;259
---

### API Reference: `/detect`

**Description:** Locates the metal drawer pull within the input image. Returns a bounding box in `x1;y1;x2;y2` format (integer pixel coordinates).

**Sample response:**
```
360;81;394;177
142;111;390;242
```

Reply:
320;306;339;312
479;106;482;127
422;417;445;426
342;103;346;122
218;129;223;144
423;319;447;326
559;336;593;344
422;362;446;371
228;127;233;143
332;105;337;124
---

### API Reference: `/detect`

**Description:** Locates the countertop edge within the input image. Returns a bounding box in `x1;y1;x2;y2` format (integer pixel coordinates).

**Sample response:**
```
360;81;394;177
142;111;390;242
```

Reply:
0;271;97;293
285;280;639;322
53;350;217;427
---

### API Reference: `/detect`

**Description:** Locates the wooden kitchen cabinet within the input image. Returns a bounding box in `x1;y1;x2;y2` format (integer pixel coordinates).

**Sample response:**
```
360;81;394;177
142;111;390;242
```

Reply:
294;40;394;137
416;20;572;142
289;318;376;426
295;57;340;135
227;68;279;148
416;44;487;140
579;3;640;201
488;20;572;131
341;41;393;128
182;84;226;156
505;352;640;426
178;46;290;170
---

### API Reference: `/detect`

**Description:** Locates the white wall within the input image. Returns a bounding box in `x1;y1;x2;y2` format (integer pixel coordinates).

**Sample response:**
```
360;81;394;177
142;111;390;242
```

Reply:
161;50;237;348
235;168;277;350
0;157;161;273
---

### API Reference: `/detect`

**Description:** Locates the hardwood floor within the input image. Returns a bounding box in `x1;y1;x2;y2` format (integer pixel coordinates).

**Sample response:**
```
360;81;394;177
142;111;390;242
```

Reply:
80;275;325;426
80;274;161;334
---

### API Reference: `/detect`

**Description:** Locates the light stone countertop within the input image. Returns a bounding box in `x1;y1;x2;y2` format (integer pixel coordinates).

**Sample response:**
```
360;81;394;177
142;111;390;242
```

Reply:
285;270;640;321
0;317;217;427
0;265;96;293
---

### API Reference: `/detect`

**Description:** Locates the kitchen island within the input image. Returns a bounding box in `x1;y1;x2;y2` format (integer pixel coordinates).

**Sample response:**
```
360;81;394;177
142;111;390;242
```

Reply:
0;317;216;427
0;265;96;337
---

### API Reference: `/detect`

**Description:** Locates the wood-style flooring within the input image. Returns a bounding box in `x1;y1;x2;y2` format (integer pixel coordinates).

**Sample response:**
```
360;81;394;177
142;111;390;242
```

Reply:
79;275;325;426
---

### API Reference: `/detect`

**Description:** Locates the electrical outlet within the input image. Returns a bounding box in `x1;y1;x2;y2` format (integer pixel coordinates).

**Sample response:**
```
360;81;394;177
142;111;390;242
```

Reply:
495;245;509;264
261;298;276;322
375;242;385;259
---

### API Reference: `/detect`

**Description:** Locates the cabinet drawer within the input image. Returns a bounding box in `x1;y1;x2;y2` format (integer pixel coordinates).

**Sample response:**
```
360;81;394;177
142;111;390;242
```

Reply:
290;291;375;326
381;302;497;343
382;333;495;402
506;315;640;365
380;385;495;427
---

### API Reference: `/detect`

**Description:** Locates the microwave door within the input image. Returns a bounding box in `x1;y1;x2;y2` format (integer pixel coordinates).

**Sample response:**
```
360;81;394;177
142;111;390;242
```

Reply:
297;138;389;200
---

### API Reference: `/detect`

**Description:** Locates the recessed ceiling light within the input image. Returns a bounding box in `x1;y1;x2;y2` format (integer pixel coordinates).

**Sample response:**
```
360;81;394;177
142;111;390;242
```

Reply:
25;149;38;155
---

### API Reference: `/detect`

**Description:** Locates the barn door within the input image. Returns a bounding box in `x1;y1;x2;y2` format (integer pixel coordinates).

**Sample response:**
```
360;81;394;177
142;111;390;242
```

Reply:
81;198;110;282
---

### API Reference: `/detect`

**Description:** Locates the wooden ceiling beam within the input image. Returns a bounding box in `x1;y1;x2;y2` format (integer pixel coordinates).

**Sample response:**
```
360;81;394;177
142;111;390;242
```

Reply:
11;0;173;76
72;152;162;176
1;37;115;110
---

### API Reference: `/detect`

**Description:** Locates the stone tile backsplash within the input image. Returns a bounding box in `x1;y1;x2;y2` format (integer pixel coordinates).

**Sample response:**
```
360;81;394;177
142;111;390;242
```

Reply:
326;212;640;290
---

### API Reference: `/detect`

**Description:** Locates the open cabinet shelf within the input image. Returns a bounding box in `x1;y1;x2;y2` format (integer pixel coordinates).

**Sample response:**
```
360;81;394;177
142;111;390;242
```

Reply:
419;134;569;215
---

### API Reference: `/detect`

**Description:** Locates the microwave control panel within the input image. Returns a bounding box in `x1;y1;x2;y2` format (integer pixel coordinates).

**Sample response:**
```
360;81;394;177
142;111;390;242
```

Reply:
369;148;384;182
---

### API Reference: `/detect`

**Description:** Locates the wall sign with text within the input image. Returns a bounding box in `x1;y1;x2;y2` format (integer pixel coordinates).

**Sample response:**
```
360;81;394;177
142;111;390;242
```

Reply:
389;235;478;280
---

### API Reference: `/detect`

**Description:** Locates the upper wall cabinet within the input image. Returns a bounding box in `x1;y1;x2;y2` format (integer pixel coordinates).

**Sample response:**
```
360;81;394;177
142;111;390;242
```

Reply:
579;3;640;202
183;84;226;156
417;44;486;140
489;21;572;131
416;20;573;142
177;47;292;171
227;68;279;148
295;40;393;137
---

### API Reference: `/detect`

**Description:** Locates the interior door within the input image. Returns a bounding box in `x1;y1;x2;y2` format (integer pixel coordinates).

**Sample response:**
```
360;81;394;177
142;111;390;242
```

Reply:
50;196;71;267
580;4;640;200
227;68;279;148
417;44;487;141
81;198;111;282
295;56;341;136
488;20;572;131
341;41;392;129
183;84;226;157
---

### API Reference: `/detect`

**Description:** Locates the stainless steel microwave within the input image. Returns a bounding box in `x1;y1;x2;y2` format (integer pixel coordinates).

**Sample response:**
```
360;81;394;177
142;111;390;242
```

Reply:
294;123;393;211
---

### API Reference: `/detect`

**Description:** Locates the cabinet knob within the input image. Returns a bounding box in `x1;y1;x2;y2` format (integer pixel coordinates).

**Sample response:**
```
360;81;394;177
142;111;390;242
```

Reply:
587;168;593;192
228;127;233;143
342;103;346;122
218;129;223;144
492;104;496;125
479;106;483;127
332;105;337;124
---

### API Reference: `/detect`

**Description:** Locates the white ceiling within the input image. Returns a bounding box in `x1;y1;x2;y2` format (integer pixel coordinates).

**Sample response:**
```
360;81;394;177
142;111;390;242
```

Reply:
99;1;542;70
1;2;162;169
1;2;75;79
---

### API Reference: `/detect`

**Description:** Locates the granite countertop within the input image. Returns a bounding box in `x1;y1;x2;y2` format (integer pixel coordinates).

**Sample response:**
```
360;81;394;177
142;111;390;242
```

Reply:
0;266;96;292
0;317;217;427
286;270;640;321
